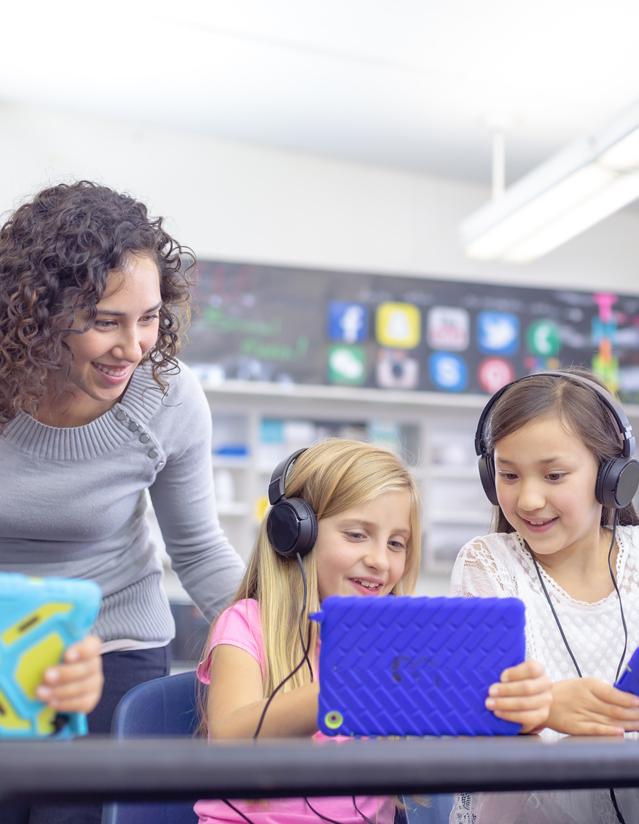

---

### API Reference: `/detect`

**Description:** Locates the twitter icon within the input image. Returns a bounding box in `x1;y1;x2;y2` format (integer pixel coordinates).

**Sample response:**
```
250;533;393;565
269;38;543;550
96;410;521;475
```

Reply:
477;311;519;355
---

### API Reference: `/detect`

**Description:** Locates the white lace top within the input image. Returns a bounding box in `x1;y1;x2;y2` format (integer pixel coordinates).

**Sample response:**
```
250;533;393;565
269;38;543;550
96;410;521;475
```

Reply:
449;526;639;824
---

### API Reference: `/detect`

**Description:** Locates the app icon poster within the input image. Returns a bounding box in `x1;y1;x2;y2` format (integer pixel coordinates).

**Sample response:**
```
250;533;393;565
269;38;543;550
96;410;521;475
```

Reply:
328;345;367;385
376;303;421;349
526;320;561;357
427;307;469;351
428;353;468;392
478;358;516;394
477;311;520;355
188;260;639;402
376;350;419;389
327;302;368;343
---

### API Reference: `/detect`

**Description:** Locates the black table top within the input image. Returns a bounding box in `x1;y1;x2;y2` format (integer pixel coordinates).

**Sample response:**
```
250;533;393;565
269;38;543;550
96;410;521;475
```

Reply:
2;735;639;804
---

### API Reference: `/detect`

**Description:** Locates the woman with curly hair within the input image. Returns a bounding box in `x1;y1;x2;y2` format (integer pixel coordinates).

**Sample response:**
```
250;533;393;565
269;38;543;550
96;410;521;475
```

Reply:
0;181;245;824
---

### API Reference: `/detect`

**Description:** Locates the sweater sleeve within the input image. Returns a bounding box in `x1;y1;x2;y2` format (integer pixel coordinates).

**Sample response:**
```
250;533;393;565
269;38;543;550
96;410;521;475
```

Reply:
149;366;245;622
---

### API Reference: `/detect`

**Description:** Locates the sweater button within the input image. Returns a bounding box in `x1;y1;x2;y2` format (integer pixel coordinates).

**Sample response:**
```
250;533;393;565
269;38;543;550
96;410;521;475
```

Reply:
139;433;150;444
148;448;158;459
115;409;127;422
128;421;139;431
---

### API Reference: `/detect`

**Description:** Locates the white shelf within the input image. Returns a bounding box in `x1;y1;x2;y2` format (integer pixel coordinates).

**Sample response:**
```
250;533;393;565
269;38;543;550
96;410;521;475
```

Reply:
202;379;489;409
197;382;543;580
204;389;484;579
156;380;639;618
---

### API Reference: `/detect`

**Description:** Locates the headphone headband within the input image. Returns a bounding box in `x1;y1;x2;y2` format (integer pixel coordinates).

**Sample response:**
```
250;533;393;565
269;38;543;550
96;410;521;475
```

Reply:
474;371;635;459
268;448;307;506
266;448;317;558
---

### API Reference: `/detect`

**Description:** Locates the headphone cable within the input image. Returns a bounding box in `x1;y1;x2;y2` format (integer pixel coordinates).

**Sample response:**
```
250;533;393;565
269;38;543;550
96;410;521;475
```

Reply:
352;794;376;824
303;798;344;824
528;511;628;824
252;555;375;824
530;553;583;678
529;513;628;684
222;799;256;823
253;554;314;739
294;553;314;681
605;513;629;824
607;513;628;683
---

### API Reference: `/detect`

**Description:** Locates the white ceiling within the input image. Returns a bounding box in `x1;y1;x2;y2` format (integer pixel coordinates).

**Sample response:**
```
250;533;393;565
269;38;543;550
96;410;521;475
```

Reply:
3;0;639;188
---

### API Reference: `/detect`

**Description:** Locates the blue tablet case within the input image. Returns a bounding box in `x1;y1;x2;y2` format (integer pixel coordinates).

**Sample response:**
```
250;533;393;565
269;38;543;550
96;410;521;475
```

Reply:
615;647;639;697
0;572;101;739
312;595;526;737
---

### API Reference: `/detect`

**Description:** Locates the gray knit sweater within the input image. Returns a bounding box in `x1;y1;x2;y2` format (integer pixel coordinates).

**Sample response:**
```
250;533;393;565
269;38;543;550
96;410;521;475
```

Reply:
0;360;245;644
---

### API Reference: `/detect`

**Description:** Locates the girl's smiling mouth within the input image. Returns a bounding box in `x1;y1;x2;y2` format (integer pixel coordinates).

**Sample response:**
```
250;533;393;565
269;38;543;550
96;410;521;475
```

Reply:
348;577;384;595
520;516;559;533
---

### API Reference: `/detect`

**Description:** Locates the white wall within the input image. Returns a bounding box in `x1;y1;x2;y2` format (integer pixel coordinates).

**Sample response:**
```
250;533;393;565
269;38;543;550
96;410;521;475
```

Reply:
2;102;639;293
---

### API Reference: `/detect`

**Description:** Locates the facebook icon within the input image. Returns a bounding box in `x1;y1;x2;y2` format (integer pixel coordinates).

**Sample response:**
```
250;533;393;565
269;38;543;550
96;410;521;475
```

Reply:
328;302;368;344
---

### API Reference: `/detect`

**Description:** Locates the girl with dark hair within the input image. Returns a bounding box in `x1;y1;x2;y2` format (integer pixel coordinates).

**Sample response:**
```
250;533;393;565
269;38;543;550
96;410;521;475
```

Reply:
451;368;639;824
0;181;245;824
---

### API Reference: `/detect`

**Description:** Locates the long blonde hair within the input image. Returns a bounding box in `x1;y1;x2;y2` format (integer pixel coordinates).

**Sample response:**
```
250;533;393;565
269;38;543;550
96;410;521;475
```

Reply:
231;438;421;695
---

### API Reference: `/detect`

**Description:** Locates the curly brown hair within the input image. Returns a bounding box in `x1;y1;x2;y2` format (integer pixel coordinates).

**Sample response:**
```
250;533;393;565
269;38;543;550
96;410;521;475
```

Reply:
0;180;194;427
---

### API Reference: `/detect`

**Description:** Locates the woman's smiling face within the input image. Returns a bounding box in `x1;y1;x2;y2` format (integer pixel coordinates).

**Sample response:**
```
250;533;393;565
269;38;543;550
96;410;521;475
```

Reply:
44;253;161;425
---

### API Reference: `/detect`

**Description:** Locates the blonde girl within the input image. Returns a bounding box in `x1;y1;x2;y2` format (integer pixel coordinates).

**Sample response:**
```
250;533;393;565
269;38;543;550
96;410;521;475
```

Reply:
196;439;551;824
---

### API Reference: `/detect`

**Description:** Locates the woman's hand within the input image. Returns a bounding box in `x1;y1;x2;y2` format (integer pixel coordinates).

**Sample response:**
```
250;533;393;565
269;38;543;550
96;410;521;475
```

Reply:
485;660;553;733
547;678;639;736
36;635;104;715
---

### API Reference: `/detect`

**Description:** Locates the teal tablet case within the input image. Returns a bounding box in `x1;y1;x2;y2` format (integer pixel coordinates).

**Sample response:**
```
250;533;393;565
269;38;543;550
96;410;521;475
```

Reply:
0;573;101;739
312;595;526;737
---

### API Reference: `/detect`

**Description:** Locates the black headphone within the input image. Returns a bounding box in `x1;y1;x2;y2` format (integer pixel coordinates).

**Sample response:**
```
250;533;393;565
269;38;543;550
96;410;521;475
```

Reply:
266;448;318;558
475;371;639;510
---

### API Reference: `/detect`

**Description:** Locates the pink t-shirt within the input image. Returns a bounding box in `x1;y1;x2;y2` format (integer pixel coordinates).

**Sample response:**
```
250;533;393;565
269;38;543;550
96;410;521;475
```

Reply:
194;598;394;824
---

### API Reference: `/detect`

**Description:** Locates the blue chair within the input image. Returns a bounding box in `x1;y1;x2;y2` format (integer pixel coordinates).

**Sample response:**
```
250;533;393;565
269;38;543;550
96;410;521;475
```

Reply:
102;670;200;824
101;671;447;824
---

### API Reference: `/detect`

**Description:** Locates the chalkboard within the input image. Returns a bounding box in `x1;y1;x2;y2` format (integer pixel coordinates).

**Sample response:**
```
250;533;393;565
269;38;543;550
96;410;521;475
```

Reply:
182;260;639;402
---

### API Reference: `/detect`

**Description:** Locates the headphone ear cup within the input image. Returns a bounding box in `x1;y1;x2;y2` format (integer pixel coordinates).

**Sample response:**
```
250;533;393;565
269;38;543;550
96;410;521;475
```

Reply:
596;458;639;509
266;497;318;559
478;454;498;506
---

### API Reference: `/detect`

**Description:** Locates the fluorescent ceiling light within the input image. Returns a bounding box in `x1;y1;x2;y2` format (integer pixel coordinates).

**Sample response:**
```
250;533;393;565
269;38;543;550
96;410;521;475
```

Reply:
460;101;639;263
